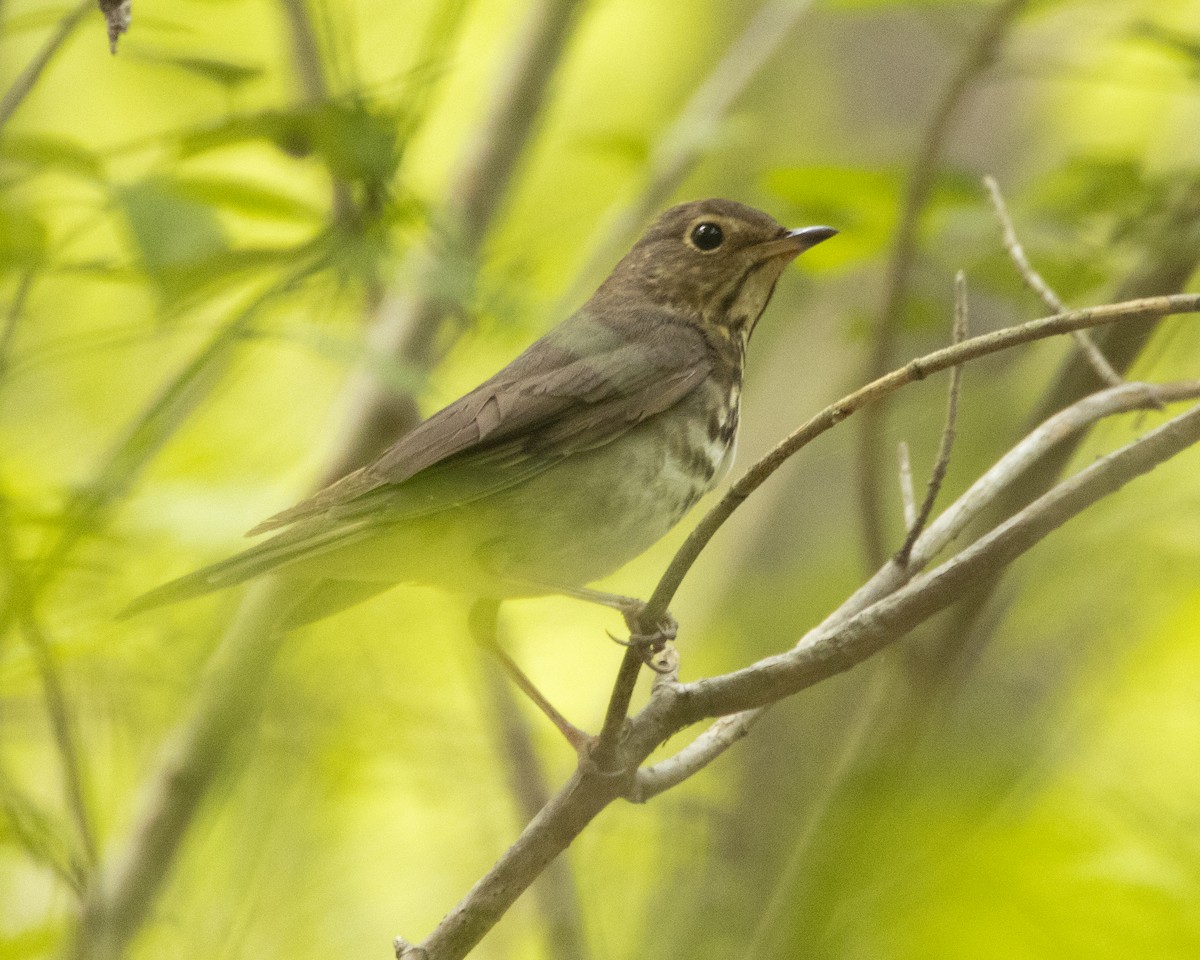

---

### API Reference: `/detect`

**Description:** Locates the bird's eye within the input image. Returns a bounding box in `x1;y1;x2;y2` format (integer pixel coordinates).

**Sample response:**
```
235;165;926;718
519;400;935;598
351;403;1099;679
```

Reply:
690;222;724;251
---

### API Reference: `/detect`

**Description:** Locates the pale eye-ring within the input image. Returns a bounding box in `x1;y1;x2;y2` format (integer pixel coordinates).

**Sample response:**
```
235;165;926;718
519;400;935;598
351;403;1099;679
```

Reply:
690;222;724;251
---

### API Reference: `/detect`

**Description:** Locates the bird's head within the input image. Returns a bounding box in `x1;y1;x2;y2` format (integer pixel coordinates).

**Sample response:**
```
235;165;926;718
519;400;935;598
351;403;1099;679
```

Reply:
596;198;836;342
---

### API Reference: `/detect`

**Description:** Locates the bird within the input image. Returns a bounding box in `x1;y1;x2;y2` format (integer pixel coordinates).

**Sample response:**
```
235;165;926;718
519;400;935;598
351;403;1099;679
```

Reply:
122;199;835;636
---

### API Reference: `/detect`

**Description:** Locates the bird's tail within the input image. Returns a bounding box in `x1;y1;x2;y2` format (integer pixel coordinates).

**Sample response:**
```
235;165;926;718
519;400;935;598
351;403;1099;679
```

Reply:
118;520;371;619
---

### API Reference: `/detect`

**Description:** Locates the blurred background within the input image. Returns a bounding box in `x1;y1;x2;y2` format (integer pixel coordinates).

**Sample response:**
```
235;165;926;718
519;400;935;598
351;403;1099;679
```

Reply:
3;0;1200;957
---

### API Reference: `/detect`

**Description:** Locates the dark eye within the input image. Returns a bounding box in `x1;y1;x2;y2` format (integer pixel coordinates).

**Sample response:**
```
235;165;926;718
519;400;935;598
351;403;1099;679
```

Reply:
690;222;724;251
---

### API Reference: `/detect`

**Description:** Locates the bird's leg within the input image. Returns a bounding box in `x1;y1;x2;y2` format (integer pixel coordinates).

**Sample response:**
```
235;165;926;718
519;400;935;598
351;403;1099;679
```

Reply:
509;581;678;671
468;599;590;751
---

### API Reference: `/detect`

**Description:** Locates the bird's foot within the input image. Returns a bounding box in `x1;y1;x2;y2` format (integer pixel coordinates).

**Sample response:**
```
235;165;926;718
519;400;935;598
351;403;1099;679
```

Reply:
606;601;678;673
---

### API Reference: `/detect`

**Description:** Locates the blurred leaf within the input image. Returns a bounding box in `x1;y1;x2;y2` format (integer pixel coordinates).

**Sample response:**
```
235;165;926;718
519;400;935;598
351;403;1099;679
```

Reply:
765;165;901;268
0;135;105;181
126;51;265;88
0;921;60;959
825;0;969;7
0;202;48;271
115;177;229;285
1033;157;1149;228
178;100;403;190
172;175;324;223
1129;20;1200;72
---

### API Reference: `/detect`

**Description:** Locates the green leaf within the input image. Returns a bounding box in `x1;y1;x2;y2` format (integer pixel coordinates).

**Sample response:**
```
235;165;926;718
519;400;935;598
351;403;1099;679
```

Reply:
171;175;324;223
127;52;265;88
115;177;229;286
0;202;48;270
177;101;403;188
0;134;105;181
764;165;901;268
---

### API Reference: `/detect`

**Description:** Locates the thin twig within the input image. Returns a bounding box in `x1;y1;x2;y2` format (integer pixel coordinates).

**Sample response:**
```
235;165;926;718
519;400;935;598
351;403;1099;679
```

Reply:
857;0;1031;568
471;602;591;960
472;601;588;750
0;498;97;877
896;270;969;565
633;377;1200;799
909;178;1200;749
0;0;93;131
642;293;1200;628
591;647;642;771
677;398;1200;721
983;174;1123;387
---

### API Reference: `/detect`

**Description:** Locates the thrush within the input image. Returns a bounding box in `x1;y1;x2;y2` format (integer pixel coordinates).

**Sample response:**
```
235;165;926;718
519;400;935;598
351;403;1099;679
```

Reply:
123;199;835;634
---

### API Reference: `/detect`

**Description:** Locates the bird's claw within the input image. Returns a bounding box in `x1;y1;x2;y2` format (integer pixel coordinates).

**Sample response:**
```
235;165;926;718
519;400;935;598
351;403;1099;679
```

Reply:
606;603;677;671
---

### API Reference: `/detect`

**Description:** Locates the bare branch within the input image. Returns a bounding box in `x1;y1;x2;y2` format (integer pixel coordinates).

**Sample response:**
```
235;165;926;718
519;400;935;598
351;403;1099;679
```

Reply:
643;293;1200;627
592;647;643;770
857;0;1032;567
473;603;590;960
983;174;1123;387
408;387;1200;960
896;270;969;565
680;399;1200;721
633;376;1200;803
632;710;757;802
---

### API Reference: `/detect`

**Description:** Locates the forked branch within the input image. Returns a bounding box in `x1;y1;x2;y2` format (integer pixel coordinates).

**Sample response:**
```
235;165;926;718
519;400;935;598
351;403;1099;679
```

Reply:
393;294;1200;960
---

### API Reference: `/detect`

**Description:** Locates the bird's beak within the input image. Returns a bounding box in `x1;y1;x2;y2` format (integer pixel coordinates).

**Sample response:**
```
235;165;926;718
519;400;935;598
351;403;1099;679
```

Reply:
753;225;839;261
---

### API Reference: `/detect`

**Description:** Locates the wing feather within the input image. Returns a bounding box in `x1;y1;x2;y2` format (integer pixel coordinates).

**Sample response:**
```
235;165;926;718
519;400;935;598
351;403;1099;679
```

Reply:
249;308;710;534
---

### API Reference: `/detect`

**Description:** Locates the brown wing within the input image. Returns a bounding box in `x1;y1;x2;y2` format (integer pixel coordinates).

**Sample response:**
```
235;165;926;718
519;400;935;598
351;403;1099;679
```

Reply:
248;308;711;534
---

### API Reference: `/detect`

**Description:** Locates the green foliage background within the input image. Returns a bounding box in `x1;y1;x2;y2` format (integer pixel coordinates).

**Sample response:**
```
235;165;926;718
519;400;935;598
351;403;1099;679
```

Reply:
3;0;1200;957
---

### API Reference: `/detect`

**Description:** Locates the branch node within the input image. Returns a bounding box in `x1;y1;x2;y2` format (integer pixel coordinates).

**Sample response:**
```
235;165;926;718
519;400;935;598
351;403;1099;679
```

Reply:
394;937;428;960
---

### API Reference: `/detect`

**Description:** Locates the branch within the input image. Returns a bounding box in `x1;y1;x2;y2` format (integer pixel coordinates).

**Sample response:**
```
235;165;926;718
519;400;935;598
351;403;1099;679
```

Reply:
473;604;590;960
914;177;1200;735
983;174;1123;387
642;293;1200;627
677;398;1200;721
634;377;1200;797
857;0;1030;568
404;386;1200;960
592;647;643;770
896;270;968;565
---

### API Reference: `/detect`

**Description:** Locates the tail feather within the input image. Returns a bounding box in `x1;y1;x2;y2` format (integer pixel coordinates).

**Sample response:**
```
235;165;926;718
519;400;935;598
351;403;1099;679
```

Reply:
118;520;372;619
